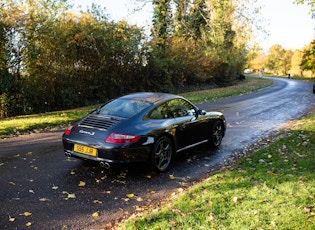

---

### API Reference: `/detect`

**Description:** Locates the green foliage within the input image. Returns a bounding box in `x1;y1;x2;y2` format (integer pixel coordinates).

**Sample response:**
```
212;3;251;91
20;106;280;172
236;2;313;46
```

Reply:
301;40;315;73
266;45;293;75
295;0;315;13
0;0;262;118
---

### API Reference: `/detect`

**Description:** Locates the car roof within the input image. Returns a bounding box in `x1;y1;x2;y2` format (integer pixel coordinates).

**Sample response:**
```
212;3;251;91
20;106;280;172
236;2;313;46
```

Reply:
119;92;182;104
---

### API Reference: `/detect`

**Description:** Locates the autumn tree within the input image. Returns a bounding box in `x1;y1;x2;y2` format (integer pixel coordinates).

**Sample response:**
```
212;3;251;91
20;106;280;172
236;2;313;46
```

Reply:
266;45;289;75
0;0;29;117
145;0;174;91
0;0;147;116
295;0;315;12
291;49;305;76
301;39;315;74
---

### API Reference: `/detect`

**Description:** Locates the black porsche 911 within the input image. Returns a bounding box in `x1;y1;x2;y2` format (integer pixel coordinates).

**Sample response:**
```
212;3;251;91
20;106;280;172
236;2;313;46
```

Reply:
62;92;226;172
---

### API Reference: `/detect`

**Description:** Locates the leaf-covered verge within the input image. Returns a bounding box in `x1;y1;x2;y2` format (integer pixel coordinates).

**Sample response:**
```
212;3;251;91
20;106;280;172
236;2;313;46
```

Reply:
117;112;315;230
0;77;272;138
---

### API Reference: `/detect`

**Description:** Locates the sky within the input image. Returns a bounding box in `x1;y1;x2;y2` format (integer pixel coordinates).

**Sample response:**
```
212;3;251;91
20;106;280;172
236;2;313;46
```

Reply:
74;0;315;51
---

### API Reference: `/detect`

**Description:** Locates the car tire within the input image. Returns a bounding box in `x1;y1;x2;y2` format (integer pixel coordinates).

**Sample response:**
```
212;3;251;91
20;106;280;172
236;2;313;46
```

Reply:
209;120;224;147
151;136;173;172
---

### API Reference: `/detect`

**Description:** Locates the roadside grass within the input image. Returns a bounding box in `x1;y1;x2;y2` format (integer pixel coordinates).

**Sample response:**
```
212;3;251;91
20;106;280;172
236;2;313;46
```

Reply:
118;112;315;230
182;77;272;103
0;105;96;138
0;77;272;138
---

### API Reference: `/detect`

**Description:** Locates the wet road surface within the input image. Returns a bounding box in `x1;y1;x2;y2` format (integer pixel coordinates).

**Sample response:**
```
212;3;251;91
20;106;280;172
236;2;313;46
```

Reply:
1;77;314;229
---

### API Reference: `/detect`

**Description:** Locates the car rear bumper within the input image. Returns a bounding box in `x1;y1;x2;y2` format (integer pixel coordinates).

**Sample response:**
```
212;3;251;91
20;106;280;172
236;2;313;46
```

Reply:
62;138;153;164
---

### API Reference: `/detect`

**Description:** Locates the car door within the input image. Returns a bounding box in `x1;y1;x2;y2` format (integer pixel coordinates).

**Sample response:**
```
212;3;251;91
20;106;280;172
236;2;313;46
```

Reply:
169;99;208;151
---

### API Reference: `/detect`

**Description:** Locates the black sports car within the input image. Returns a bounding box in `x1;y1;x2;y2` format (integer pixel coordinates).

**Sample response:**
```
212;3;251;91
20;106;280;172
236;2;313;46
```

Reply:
62;92;226;172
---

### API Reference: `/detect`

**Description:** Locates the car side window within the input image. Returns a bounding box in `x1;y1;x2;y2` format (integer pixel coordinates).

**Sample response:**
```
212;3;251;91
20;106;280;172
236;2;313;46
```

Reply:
169;99;196;118
149;103;173;119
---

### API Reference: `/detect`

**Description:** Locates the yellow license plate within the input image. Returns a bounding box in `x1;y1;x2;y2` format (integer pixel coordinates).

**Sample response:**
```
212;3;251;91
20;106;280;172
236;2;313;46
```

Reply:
74;144;97;157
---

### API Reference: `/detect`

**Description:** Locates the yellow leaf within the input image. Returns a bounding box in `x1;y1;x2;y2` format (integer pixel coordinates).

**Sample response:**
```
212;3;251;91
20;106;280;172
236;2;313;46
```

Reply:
67;193;76;199
169;174;175;180
39;198;50;202
146;175;152;179
64;193;76;200
25;222;32;227
27;152;32;155
93;200;102;204
20;212;32;217
136;197;143;202
8;182;15;185
92;212;99;217
70;171;75;175
29;190;35;194
126;193;134;198
78;181;86;187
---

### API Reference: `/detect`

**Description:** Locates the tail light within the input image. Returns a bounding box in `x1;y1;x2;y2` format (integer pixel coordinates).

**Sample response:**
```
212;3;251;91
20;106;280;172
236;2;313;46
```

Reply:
64;125;74;135
105;132;140;144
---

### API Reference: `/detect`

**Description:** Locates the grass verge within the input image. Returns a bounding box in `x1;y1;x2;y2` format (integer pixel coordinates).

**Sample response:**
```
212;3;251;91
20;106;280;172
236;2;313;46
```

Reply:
117;112;315;230
0;77;272;138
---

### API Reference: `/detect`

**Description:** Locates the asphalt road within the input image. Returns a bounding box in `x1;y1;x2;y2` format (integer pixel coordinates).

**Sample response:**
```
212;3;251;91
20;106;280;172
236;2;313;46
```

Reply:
1;77;314;230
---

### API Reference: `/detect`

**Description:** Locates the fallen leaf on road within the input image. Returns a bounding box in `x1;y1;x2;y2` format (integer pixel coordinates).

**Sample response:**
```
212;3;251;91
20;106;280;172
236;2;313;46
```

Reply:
62;192;76;200
93;200;102;204
20;212;32;217
67;193;76;199
126;193;134;198
78;181;86;187
52;185;58;190
8;215;15;222
8;182;15;185
92;212;99;217
25;222;32;227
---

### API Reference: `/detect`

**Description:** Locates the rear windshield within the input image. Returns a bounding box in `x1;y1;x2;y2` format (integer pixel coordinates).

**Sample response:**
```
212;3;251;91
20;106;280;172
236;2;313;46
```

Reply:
98;98;151;118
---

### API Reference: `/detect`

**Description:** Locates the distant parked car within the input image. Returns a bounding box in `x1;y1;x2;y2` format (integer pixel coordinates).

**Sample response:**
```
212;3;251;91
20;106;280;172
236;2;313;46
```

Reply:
62;92;226;172
244;69;252;74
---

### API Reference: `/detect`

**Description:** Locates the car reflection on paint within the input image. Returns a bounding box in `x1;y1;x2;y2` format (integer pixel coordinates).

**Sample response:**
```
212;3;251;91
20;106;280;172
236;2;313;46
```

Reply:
62;92;226;172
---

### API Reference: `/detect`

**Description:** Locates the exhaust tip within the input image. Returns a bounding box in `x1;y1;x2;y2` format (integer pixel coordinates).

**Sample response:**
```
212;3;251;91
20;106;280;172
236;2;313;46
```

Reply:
100;161;110;169
65;152;71;158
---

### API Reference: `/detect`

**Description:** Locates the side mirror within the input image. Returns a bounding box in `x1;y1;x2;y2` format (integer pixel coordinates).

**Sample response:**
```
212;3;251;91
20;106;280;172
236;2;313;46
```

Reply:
199;109;206;115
